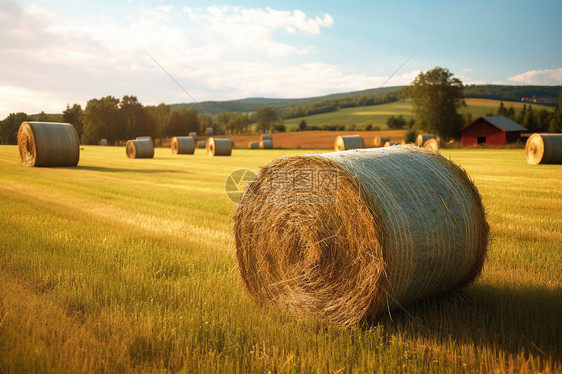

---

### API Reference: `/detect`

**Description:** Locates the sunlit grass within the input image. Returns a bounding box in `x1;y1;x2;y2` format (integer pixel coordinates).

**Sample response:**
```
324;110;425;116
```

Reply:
0;145;560;373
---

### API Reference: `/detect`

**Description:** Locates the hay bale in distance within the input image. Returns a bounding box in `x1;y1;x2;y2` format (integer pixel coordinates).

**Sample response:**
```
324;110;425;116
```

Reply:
261;134;272;142
197;140;206;149
171;136;195;154
100;138;108;146
126;138;154;158
234;145;489;326
205;127;214;136
261;139;273;149
384;141;401;147
334;135;365;151
206;137;232;156
423;138;441;151
525;133;562;165
373;136;390;147
249;141;260;149
416;134;436;147
189;132;197;138
17;121;80;167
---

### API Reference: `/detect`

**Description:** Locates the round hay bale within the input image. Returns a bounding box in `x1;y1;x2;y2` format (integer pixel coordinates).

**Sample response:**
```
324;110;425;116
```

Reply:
100;138;108;146
126;138;154;158
525;133;562;165
234;145;489;326
261;134;273;142
17;121;80;167
171;136;195;154
334;135;365;151
197;140;206;149
249;141;260;149
189;132;197;138
416;134;436;147
261;139;273;149
206;137;232;156
423;138;441;151
384;141;401;147
373;136;390;147
205;127;214;136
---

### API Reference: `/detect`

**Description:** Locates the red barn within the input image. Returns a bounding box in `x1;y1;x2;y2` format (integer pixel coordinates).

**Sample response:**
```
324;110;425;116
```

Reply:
460;116;527;147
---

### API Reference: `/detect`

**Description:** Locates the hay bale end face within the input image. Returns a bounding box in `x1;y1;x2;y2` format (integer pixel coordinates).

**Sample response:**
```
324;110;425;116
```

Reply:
234;145;489;326
126;138;154;158
334;135;365;151
373;136;390;147
206;137;232;156
525;133;562;165
171;136;195;154
17;121;80;167
416;134;436;147
423;138;441;151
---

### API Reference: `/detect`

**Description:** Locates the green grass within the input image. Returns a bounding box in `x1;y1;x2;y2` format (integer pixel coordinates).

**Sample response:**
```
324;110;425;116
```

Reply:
0;145;560;373
280;99;554;131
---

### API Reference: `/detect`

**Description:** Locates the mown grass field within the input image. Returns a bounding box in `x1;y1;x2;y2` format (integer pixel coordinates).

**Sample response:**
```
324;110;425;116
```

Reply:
0;145;560;373
281;99;554;131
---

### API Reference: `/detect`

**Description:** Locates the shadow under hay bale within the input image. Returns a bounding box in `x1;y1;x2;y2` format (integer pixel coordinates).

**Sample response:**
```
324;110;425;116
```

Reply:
17;121;80;167
234;145;489;326
416;134;436;147
171;136;195;154
374;136;390;147
334;135;365;151
525;133;562;165
126;138;154;159
206;137;232;156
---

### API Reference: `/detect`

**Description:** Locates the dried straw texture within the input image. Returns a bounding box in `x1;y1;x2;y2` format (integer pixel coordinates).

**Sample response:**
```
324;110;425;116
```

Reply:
171;136;195;154
126;139;154;159
384;142;401;147
17;121;80;167
197;140;206;149
234;145;489;326
416;134;436;147
249;141;260;149
100;139;108;146
206;137;232;156
525;133;562;165
261;140;273;149
374;136;390;147
334;135;365;151
205;127;214;136
423;138;441;151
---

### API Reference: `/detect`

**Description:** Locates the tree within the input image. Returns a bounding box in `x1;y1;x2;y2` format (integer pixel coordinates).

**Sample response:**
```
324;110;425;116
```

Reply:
409;67;465;140
298;120;307;131
81;96;121;144
166;109;199;137
0;112;28;144
63;104;84;139
256;106;277;133
146;103;171;139
198;113;213;135
387;115;407;129
549;92;562;133
497;101;507;116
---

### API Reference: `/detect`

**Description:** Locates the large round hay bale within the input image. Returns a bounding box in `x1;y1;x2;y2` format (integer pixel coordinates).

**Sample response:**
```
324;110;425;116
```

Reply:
206;137;232;156
17;121;80;167
234;145;489;326
423;138;441;151
334;135;365;151
126;138;154;158
171;136;195;154
100;138;108;146
416;134;436;147
373;136;390;147
205;127;214;136
197;140;206;148
525;133;562;165
249;141;260;149
260;139;273;149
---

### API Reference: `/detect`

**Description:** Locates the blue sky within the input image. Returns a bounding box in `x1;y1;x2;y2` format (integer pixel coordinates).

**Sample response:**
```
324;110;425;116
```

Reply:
1;0;561;117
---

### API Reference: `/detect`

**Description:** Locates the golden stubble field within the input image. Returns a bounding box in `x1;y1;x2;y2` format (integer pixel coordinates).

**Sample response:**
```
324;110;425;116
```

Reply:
0;145;560;373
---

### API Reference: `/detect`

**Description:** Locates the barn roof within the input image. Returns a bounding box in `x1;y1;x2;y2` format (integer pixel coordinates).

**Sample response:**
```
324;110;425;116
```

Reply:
460;116;527;133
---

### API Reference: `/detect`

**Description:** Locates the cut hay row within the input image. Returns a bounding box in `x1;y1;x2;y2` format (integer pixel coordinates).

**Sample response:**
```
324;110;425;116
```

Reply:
373;136;390;147
234;145;489;326
206;137;232;156
525;133;562;165
334;135;365;151
416;134;436;147
126;138;154;159
171;136;195;155
17;121;80;167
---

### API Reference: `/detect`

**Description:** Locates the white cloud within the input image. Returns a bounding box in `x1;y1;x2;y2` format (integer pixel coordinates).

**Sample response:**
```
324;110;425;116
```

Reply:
462;68;473;73
508;68;562;84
